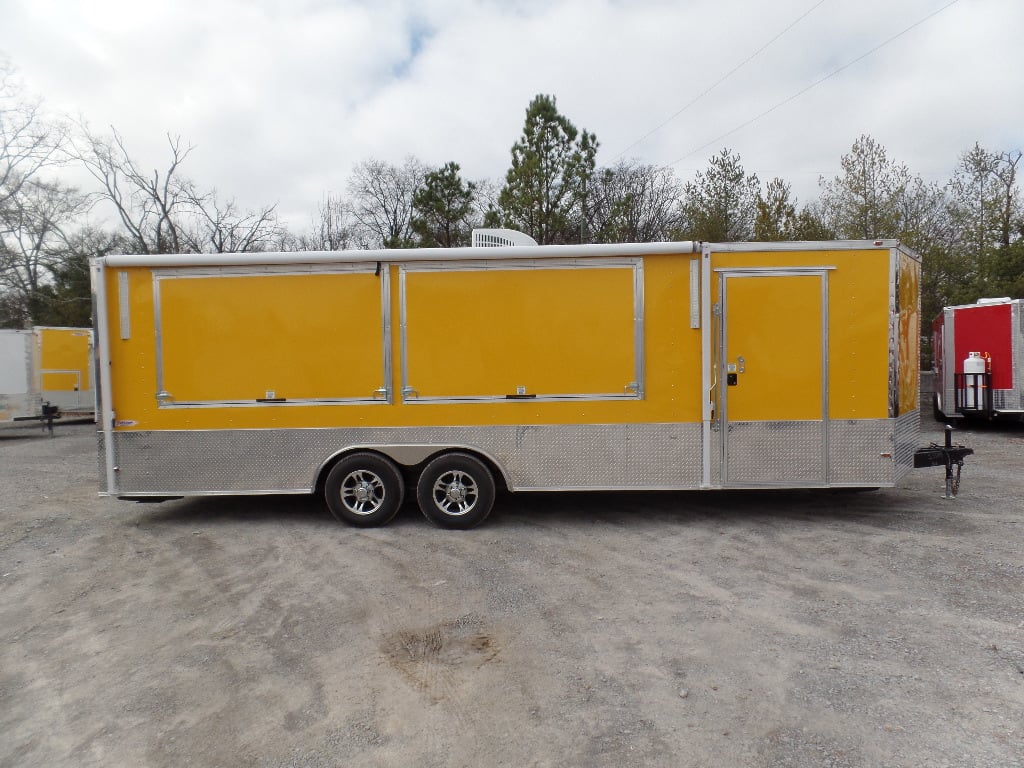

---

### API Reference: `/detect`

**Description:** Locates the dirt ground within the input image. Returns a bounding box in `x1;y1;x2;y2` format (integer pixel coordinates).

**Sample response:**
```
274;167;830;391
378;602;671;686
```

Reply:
1;415;1022;768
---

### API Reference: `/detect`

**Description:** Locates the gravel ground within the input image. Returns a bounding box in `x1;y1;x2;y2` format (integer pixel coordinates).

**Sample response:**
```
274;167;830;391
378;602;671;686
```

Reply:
1;416;1022;768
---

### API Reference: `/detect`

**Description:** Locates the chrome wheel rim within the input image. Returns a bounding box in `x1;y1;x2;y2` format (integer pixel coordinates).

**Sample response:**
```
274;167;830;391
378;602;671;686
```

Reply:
431;470;478;516
340;469;386;516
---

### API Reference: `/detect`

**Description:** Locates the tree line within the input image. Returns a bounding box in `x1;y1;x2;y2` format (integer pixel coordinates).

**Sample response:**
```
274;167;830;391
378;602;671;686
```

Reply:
2;69;1022;364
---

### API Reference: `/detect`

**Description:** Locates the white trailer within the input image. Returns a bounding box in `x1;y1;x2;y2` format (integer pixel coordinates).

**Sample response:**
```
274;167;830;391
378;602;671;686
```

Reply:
0;329;41;426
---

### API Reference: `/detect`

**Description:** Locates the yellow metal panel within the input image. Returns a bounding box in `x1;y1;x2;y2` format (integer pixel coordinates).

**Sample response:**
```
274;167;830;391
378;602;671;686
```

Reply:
897;252;920;414
824;255;891;419
37;327;92;391
158;273;384;402
41;371;79;390
102;253;703;430
723;274;823;421
404;266;635;398
710;249;891;420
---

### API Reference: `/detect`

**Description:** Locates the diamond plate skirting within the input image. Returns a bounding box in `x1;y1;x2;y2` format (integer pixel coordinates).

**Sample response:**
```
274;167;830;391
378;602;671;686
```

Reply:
724;420;825;486
104;417;906;497
831;418;900;486
106;423;705;495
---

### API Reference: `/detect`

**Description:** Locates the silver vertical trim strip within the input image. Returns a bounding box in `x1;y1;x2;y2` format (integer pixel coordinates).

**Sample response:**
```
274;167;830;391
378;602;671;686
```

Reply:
633;260;645;398
700;244;713;488
379;263;393;403
821;270;830;484
888;249;899;418
942;307;955;410
92;260;118;493
720;271;730;484
399;267;410;399
689;258;701;329
153;274;165;401
117;271;130;340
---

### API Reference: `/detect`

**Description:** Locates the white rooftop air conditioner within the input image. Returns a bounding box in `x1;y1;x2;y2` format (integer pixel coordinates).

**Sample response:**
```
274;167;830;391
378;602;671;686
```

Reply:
471;228;538;247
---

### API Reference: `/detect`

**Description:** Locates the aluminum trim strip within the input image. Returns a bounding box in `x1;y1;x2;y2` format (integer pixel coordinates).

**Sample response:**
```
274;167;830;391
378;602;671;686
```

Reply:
151;264;380;278
821;270;831;483
91;259;118;493
399;257;643;273
888;249;899;418
399;267;411;399
719;270;829;486
380;262;393;403
100;240;919;271
709;240;911;255
713;267;836;275
152;266;391;408
157;398;392;409
401;393;642;404
700;244;713;488
153;274;165;401
117;271;130;339
103;242;700;268
633;260;646;398
689;258;701;329
398;258;645;403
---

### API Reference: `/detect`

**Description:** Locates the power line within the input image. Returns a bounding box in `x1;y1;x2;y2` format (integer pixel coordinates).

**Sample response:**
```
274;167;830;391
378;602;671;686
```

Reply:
664;0;963;169
609;0;830;163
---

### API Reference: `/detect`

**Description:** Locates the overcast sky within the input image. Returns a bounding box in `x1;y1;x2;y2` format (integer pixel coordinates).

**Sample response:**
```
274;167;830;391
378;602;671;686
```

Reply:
2;0;1021;232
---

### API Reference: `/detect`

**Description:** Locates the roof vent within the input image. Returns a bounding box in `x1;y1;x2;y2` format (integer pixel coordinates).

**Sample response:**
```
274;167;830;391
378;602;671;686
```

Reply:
976;297;1011;304
471;228;538;247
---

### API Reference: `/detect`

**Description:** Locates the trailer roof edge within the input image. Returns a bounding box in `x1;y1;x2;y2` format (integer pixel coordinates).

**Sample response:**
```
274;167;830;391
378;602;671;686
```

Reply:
97;239;916;269
99;241;701;268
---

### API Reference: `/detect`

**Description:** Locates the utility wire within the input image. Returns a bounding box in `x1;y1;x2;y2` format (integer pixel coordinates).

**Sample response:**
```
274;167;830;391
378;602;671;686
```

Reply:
664;0;963;168
610;0;830;162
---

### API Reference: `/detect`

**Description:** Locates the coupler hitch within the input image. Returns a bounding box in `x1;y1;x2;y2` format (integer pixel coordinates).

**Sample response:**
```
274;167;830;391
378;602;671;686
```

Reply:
913;424;973;499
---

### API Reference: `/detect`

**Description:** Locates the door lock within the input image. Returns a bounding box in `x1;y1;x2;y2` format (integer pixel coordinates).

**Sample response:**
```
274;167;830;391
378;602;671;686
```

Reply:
726;354;745;385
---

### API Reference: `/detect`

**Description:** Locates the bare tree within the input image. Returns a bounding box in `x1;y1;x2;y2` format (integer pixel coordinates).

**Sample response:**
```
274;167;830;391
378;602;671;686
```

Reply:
1;63;87;325
75;127;194;254
0;178;89;325
181;185;282;253
589;160;682;243
301;192;356;251
347;157;427;248
76;126;283;255
1;61;67;223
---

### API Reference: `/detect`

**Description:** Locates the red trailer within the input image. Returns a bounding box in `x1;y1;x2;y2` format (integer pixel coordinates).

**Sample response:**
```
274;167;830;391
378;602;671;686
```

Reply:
932;298;1024;421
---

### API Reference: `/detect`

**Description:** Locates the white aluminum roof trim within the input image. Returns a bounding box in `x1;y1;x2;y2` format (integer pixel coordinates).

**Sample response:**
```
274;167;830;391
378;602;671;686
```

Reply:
101;241;700;268
945;297;1022;311
99;239;913;269
707;239;902;251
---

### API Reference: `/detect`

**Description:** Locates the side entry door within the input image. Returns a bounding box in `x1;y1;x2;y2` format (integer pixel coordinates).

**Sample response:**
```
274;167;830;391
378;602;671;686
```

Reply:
717;269;829;486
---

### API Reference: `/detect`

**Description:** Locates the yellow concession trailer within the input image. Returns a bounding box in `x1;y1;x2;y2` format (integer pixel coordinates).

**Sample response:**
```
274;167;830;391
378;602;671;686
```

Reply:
35;326;95;416
1;326;94;428
91;236;940;527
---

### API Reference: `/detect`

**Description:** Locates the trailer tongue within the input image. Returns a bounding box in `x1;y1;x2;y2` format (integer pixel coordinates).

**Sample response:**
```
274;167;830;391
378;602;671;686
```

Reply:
913;425;974;499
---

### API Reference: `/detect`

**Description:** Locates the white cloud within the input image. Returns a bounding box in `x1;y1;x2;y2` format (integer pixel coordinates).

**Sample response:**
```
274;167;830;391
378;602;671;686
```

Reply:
2;0;1022;230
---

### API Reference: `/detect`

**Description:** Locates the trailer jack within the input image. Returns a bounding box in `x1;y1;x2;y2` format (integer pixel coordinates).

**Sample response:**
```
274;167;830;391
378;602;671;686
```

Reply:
913;425;974;499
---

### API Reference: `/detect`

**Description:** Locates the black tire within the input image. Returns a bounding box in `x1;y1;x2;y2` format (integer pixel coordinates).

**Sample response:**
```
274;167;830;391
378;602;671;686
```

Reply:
323;453;404;527
415;453;496;530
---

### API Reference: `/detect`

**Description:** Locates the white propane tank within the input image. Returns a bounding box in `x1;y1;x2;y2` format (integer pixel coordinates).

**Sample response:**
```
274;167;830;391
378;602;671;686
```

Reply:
963;351;987;408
